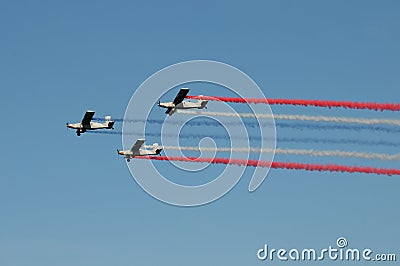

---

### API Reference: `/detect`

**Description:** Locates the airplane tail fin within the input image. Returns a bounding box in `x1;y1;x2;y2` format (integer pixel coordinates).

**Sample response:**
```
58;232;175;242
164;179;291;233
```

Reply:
196;95;208;109
153;143;163;155
200;99;208;109
105;116;115;129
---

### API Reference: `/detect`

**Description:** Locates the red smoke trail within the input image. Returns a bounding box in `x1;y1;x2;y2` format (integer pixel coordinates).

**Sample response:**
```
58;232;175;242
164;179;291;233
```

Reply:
186;96;400;111
136;156;400;176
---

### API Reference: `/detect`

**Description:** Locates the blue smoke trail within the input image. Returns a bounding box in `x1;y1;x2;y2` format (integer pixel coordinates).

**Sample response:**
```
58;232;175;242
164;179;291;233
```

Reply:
93;117;400;133
277;122;400;133
278;137;400;147
88;131;400;147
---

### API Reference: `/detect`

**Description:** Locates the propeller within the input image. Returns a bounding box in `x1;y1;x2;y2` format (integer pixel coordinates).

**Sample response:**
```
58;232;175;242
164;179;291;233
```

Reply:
157;100;161;106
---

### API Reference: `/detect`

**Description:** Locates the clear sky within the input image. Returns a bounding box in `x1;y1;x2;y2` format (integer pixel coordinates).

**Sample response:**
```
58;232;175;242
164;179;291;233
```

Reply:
0;1;399;265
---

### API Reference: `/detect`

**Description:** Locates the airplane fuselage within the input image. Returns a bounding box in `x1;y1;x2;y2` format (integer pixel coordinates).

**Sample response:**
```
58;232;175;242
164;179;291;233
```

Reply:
67;122;111;130
67;121;114;136
159;100;208;115
118;146;163;162
159;100;206;109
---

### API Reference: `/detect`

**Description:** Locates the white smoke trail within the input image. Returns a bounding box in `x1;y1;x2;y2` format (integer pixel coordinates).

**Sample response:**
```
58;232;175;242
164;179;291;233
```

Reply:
157;145;400;161
176;110;400;126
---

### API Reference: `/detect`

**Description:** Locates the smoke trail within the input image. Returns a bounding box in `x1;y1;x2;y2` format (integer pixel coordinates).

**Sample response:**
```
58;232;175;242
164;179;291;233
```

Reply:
277;137;400;147
93;118;125;122
87;131;126;135
136;156;400;176
92;118;400;133
160;146;400;161
186;96;400;112
93;117;239;126
177;110;400;126
277;123;400;133
87;131;400;147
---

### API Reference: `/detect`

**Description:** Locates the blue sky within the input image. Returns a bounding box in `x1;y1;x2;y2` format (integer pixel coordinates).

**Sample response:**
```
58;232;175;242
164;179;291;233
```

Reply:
0;1;399;265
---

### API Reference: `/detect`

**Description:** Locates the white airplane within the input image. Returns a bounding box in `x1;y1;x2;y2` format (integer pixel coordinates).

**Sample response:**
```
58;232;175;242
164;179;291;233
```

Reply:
117;139;163;162
66;110;115;136
158;88;208;116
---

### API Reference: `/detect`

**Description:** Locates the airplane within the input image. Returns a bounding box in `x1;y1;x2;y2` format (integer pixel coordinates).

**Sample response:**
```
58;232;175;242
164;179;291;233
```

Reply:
66;110;115;136
117;139;163;162
158;88;208;116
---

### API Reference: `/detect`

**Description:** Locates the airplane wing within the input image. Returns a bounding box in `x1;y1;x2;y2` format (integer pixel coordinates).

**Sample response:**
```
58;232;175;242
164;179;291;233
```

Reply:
130;139;145;152
172;88;190;105
81;110;95;126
